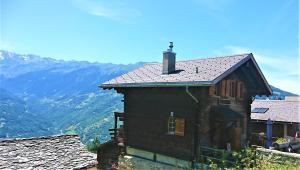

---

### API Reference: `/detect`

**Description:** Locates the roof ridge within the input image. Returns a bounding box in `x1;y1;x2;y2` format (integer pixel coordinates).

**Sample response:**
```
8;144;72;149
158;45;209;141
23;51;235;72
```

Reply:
145;53;251;65
176;53;251;63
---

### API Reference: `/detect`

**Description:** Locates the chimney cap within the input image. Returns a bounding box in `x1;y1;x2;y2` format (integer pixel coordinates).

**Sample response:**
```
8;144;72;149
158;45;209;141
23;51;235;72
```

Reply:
168;42;173;52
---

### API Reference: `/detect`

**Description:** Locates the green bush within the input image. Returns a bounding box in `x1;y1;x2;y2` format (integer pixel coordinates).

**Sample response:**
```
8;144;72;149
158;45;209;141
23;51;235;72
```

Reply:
86;137;101;153
254;155;299;170
275;137;288;144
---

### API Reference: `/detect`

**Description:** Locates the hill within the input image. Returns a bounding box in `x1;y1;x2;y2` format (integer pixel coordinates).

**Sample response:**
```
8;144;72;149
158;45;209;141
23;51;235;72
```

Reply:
0;50;142;143
0;88;51;138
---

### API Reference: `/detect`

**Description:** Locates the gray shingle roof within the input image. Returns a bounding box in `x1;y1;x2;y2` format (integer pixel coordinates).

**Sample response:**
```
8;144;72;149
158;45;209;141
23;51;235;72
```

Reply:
251;99;300;123
0;135;98;170
101;53;270;91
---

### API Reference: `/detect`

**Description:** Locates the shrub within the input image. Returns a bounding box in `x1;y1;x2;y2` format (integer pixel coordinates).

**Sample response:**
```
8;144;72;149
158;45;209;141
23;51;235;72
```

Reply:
275;137;288;144
86;137;101;153
207;148;300;170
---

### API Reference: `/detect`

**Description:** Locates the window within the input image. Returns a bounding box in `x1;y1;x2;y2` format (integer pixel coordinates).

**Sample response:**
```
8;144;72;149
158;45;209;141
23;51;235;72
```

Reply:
168;112;175;134
167;112;185;136
251;108;269;113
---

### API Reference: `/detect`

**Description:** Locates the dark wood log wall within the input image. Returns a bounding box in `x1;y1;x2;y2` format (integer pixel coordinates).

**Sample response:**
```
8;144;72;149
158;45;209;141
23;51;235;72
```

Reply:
122;87;207;161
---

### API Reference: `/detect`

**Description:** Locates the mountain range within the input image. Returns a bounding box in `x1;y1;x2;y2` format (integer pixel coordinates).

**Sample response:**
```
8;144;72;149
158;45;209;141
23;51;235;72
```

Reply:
0;50;143;143
0;50;297;143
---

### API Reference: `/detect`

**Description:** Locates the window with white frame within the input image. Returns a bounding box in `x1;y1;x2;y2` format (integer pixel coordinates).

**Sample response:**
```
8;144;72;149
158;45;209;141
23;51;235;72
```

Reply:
167;112;185;136
168;112;175;134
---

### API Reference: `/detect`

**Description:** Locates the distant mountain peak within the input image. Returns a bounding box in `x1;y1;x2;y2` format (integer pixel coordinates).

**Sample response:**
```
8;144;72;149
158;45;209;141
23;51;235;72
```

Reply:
0;50;42;62
0;52;4;61
0;50;146;78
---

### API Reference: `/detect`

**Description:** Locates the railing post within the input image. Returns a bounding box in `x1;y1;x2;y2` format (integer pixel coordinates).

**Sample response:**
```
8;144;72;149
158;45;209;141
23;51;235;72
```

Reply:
266;118;272;148
114;112;118;130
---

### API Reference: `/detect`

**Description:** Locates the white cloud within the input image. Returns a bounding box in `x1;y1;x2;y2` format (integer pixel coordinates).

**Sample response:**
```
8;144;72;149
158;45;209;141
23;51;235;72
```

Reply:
215;45;300;95
72;0;140;22
0;40;16;51
225;46;299;75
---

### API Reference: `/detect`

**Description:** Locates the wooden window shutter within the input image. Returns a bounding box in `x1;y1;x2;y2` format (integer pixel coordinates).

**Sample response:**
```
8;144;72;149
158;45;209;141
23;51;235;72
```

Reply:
234;81;238;98
175;118;185;136
216;83;221;96
230;81;236;97
221;80;226;97
226;80;231;97
237;82;241;99
209;85;216;95
230;81;233;97
240;83;244;99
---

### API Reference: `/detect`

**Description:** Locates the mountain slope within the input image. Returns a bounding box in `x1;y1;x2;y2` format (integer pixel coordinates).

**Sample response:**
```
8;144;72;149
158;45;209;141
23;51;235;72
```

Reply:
270;85;297;97
0;88;51;138
0;50;142;143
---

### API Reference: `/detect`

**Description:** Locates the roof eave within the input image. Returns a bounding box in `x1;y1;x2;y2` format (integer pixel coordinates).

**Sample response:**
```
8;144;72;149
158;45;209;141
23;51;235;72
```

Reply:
99;81;213;89
212;53;252;85
248;53;273;95
212;53;272;95
251;118;300;124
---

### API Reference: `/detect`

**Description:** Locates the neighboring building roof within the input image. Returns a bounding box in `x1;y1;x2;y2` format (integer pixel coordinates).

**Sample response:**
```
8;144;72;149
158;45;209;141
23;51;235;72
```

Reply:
251;99;300;123
100;53;271;93
0;135;98;170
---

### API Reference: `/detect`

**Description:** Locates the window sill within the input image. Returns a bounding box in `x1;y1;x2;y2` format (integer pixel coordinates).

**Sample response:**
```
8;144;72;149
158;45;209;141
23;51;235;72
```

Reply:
166;132;175;135
165;132;184;137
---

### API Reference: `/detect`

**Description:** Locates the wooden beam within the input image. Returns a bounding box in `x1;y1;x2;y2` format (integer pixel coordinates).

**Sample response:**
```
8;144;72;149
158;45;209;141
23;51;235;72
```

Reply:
114;114;118;130
246;63;269;95
284;124;287;138
235;68;252;91
114;112;124;117
240;66;257;89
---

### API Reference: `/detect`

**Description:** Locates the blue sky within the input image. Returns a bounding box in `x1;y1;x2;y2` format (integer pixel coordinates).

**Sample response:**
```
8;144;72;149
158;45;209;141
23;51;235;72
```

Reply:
1;0;299;94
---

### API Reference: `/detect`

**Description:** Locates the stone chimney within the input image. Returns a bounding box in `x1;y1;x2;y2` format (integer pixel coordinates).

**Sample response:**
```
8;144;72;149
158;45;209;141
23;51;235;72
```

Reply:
162;42;176;74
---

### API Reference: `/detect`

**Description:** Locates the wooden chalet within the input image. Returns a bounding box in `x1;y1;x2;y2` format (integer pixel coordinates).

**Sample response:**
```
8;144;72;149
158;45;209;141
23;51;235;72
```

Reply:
100;43;272;166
